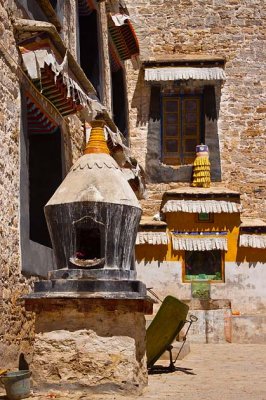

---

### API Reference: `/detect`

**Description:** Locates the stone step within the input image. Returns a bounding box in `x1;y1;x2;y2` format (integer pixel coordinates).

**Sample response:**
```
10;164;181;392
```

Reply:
232;314;266;343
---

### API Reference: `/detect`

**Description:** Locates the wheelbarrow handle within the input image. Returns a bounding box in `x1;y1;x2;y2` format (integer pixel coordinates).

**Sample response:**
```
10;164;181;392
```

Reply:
173;314;198;365
189;315;198;322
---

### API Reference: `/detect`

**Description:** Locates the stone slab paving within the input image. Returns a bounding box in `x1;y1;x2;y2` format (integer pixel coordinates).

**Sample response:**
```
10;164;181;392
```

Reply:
1;344;266;400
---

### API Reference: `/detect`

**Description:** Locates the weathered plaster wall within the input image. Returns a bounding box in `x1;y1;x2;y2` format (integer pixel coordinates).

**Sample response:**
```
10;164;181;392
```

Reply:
125;0;266;218
136;259;266;342
213;262;266;314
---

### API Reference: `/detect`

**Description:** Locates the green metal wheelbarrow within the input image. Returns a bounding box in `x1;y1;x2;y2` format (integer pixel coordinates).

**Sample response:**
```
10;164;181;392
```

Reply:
146;293;198;370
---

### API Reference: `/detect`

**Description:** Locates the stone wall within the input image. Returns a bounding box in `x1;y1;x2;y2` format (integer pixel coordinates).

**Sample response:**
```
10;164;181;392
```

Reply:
125;0;266;218
58;0;79;60
0;0;85;367
0;1;34;367
0;0;118;368
137;261;266;315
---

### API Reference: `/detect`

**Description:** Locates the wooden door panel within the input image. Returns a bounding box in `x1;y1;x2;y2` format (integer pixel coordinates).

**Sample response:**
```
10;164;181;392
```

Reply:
162;95;202;165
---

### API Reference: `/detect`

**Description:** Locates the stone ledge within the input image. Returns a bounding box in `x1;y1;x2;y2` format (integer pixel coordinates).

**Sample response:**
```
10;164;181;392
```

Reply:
232;314;266;344
33;279;147;296
183;299;231;310
24;296;154;314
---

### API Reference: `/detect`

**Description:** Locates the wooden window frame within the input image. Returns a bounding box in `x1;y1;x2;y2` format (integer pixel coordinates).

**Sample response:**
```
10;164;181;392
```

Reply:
196;213;214;223
161;94;204;165
182;250;225;283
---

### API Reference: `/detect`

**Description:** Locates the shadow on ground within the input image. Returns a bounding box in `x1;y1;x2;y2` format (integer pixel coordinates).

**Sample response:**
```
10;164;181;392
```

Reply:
148;365;196;376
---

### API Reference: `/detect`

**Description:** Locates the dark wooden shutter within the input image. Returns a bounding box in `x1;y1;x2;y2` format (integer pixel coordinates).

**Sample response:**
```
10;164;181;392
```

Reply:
182;97;201;164
162;97;181;165
149;85;161;121
203;85;217;121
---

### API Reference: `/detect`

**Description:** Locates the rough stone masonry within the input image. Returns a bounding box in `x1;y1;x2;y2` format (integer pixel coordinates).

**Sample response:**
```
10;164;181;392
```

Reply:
125;0;266;218
0;0;85;367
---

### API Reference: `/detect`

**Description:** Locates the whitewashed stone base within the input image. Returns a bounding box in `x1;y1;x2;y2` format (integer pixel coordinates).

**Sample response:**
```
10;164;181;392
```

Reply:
232;314;266;344
182;309;232;344
31;306;148;393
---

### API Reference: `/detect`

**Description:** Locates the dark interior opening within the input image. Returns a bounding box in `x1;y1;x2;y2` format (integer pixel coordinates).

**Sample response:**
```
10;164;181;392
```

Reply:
16;0;49;21
185;250;222;281
76;227;102;260
49;0;57;10
29;128;62;247
79;10;100;97
111;68;127;136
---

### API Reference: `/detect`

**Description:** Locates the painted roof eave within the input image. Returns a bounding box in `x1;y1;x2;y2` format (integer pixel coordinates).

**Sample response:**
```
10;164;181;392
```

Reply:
108;14;139;61
142;55;226;66
13;20;120;133
13;19;142;192
13;19;96;96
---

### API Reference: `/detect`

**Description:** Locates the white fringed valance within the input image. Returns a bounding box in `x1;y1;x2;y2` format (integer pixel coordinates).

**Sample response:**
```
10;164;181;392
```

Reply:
136;232;169;245
111;13;130;26
162;200;241;214
21;49;104;118
239;234;266;249
172;235;228;251
145;67;226;81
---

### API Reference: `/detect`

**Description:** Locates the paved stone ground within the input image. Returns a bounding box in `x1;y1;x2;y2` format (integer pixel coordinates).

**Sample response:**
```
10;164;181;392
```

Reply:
1;344;266;400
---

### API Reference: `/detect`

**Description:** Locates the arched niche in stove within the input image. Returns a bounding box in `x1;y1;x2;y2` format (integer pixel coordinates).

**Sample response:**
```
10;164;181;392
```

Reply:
70;216;105;269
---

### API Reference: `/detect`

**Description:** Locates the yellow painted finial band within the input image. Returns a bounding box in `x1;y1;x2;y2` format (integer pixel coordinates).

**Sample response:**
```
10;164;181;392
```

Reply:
84;120;110;155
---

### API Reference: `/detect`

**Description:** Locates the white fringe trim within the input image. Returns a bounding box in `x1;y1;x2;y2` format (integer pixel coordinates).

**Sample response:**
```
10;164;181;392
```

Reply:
136;232;169;245
172;235;228;251
239;234;266;249
162;200;241;214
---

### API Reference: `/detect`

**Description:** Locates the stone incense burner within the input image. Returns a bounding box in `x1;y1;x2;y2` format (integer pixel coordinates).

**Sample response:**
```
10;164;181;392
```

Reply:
32;120;146;296
24;120;153;393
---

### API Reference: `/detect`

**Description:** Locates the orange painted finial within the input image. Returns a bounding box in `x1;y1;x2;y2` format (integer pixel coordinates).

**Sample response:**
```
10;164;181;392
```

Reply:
84;120;110;155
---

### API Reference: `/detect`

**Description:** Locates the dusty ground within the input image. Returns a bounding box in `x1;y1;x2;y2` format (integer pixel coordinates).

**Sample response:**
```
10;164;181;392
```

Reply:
1;344;266;400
